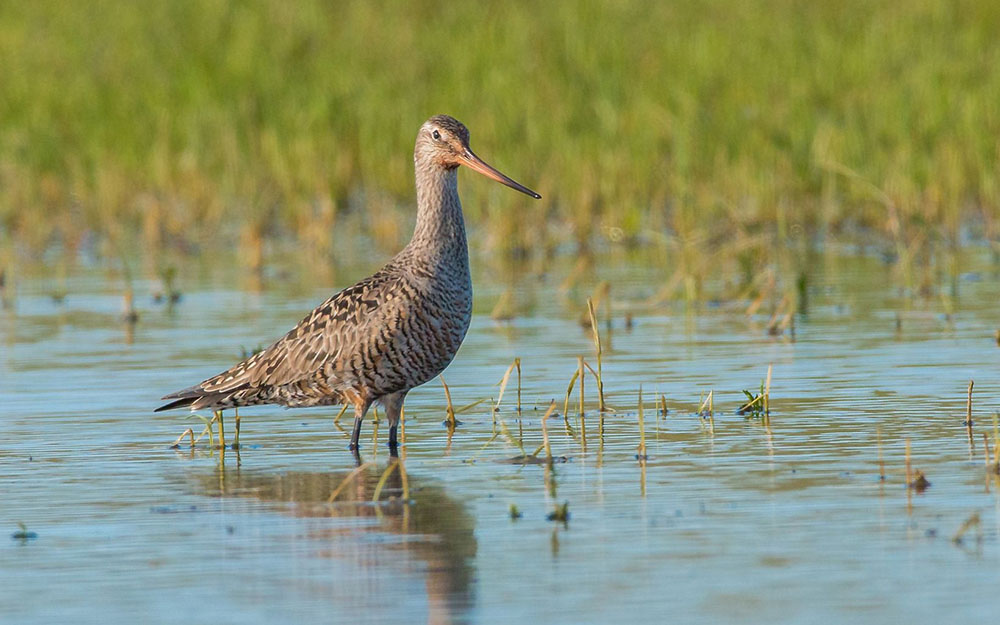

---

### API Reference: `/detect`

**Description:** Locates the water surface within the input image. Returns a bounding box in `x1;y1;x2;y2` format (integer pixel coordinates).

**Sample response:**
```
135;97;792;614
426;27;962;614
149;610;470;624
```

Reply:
2;249;999;624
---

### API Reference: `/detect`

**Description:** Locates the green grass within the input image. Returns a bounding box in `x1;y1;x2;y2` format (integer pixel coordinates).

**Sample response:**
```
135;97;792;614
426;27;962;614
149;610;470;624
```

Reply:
1;0;998;263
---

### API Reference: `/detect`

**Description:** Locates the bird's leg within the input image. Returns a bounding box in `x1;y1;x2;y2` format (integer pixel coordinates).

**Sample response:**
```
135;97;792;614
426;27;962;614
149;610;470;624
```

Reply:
383;391;407;457
233;408;241;449
349;402;368;451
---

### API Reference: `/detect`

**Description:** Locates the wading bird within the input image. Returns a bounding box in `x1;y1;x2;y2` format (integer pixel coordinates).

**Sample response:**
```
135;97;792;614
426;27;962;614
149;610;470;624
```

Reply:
156;115;540;454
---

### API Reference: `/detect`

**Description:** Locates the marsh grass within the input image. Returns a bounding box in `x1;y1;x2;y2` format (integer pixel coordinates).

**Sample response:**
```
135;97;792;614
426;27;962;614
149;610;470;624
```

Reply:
877;427;886;482
333;404;348;426
440;376;458;429
2;0;998;275
494;358;523;439
965;380;974;449
11;522;38;542
636;387;647;461
182;413;215;448
562;367;580;436
738;366;773;426
951;512;982;545
170;428;195;449
586;298;607;412
546;502;570;525
697;390;715;434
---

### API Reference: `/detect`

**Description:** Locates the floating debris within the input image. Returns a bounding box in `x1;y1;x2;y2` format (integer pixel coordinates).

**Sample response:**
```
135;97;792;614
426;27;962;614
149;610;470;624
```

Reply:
509;504;522;520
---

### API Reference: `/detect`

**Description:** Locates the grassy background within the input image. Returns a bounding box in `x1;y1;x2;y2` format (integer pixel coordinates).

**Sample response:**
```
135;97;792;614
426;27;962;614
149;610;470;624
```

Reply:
1;0;998;267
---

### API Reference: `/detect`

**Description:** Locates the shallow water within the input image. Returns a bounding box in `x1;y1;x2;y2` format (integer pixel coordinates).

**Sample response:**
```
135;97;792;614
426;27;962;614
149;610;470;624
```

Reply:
2;248;1000;624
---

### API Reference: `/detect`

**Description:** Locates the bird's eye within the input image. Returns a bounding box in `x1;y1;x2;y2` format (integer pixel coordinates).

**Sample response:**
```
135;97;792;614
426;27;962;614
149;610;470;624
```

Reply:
432;129;441;141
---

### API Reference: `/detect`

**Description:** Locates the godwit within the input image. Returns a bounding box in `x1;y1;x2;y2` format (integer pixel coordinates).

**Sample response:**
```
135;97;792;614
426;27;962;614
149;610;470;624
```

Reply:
156;115;540;453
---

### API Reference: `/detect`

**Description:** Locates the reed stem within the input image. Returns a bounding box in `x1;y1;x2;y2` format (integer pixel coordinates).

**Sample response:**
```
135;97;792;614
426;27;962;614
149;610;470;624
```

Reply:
215;410;225;449
441;376;457;427
966;380;974;449
586;298;606;412
637;386;647;460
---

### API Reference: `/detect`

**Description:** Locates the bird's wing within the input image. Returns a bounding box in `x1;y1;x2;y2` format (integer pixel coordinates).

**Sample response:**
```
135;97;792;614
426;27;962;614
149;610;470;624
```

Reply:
189;270;406;396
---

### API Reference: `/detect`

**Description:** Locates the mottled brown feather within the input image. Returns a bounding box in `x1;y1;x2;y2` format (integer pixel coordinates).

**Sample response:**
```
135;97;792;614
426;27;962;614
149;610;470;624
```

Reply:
157;115;532;426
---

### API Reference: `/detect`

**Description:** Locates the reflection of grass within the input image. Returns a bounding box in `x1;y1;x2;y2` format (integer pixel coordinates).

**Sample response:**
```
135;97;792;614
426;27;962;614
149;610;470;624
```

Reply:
2;1;998;260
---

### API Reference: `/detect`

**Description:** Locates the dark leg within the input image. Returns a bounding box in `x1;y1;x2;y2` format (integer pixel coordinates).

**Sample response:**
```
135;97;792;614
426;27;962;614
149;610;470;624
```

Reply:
383;391;406;457
349;402;368;451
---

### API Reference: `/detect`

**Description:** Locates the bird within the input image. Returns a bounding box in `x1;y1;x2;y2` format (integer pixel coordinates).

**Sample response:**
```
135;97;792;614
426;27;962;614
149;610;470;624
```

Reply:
156;115;541;454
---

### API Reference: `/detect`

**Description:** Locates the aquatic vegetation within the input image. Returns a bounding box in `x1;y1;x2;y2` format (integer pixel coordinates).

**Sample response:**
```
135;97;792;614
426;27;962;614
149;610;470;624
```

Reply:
11;522;37;542
170;428;195;449
738;366;773;426
546;502;570;525
120;290;138;324
152;266;181;305
738;389;766;418
904;439;930;493
10;249;1000;623
440;376;459;429
636;386;647;461
965;380;974;447
586;298;606;412
698;390;715;434
951;512;982;545
238;344;266;360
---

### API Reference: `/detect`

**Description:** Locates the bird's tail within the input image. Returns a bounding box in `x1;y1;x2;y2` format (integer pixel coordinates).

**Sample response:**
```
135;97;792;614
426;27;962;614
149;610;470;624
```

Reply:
154;396;197;412
154;384;242;412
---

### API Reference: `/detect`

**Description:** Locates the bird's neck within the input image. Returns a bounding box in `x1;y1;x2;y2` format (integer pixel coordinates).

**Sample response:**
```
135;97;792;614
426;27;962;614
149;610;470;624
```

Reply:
409;162;468;261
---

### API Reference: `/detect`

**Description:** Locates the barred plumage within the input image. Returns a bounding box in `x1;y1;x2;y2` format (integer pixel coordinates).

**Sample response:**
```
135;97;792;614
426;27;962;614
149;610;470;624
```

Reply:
156;115;541;453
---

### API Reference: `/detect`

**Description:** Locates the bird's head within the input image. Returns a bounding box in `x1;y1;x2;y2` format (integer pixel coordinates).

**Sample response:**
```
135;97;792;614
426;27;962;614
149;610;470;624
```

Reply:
415;115;540;199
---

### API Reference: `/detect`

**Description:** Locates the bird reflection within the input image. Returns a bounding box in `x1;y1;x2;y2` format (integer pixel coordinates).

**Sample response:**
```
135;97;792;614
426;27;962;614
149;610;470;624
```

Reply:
193;460;476;624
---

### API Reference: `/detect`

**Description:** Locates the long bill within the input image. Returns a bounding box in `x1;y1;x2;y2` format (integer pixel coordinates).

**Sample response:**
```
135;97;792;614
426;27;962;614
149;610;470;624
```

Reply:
459;149;541;199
